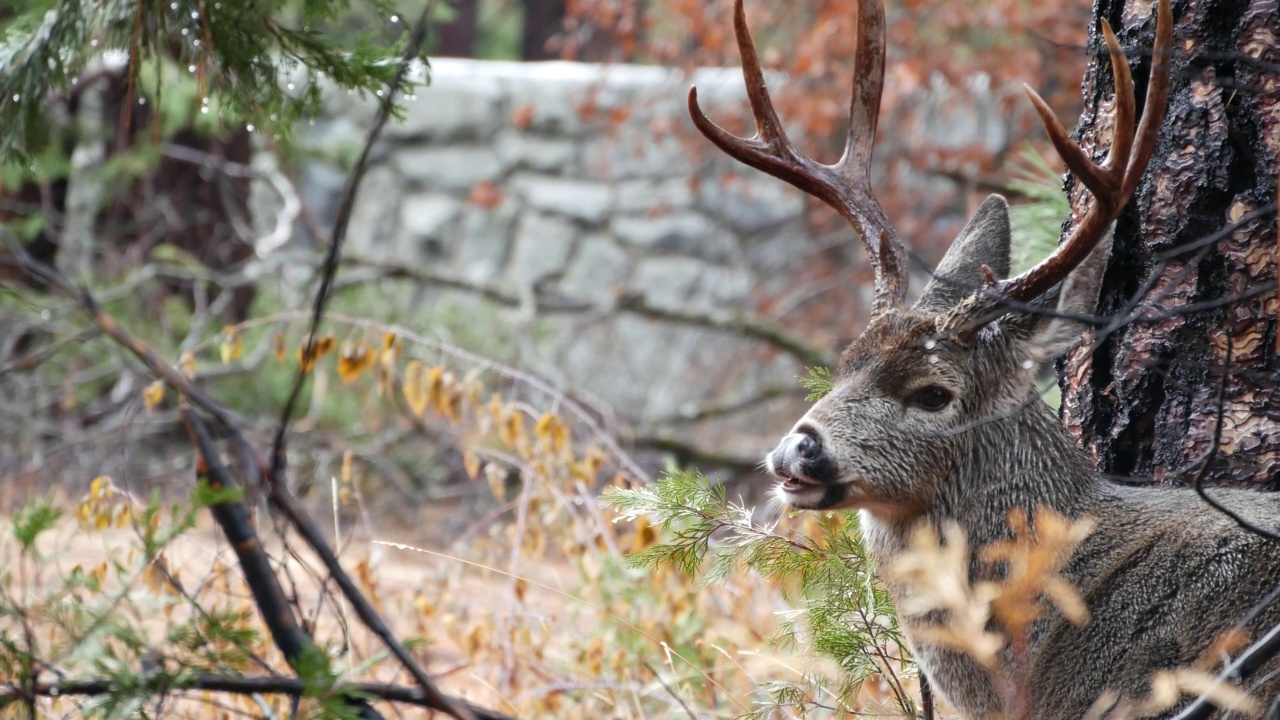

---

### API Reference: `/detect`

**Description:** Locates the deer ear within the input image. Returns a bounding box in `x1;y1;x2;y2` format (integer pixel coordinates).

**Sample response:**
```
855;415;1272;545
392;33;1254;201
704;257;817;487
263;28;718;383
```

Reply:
1010;223;1113;364
915;195;1012;312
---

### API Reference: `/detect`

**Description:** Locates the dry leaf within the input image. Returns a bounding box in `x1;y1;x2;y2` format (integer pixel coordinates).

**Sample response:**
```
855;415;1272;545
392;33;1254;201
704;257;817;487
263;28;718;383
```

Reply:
219;325;243;364
403;360;429;416
142;381;165;413
336;341;375;384
297;334;335;373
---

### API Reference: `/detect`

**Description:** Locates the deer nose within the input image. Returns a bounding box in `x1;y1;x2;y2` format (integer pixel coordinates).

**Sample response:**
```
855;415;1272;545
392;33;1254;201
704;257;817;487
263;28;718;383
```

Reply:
776;432;821;464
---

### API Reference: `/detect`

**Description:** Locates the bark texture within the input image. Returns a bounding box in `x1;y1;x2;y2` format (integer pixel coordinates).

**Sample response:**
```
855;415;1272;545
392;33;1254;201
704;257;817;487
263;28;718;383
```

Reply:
1060;0;1280;487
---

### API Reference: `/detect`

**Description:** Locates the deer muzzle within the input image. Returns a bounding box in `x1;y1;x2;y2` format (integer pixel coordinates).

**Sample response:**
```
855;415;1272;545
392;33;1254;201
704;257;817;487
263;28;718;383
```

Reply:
767;431;838;495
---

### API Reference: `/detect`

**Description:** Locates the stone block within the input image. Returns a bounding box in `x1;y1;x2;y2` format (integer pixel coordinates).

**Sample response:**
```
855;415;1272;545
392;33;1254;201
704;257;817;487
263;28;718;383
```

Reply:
561;235;631;300
511;173;613;224
396;192;461;259
344;164;404;260
393;145;509;192
614;177;695;213
508;211;579;284
583;129;696;179
386;74;504;141
457;200;518;283
495;131;577;172
700;173;805;232
609;210;736;262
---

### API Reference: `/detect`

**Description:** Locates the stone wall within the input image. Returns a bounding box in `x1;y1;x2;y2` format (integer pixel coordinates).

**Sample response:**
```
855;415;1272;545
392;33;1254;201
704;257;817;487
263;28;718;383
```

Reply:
295;58;1020;470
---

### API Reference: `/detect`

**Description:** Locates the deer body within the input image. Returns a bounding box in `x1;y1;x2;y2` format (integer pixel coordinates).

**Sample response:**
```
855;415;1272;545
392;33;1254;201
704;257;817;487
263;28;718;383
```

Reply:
691;0;1280;715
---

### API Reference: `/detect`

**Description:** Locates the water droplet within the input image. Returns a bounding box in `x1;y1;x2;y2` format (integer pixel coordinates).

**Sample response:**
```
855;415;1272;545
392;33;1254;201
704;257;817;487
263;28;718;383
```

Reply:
928;354;939;364
48;687;59;697
190;10;199;19
11;94;19;102
169;2;177;9
193;39;201;47
71;77;79;85
375;89;384;97
286;82;295;90
200;106;209;114
246;123;255;132
390;14;400;22
308;119;316;126
1021;358;1035;370
201;96;209;104
90;39;99;47
187;64;197;73
41;309;51;320
924;338;937;350
180;27;189;35
214;2;221;8
268;113;277;121
138;97;146;105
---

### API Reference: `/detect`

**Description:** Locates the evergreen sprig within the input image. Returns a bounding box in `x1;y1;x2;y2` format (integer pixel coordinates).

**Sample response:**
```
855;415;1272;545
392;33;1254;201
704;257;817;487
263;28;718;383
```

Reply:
0;0;421;162
602;469;919;717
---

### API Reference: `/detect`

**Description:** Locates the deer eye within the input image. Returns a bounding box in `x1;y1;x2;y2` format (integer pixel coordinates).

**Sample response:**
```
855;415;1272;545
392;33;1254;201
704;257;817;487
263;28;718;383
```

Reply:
905;385;953;412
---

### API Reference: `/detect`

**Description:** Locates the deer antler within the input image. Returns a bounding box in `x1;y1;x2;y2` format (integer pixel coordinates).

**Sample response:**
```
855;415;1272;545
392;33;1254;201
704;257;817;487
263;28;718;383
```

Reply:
687;0;909;313
945;0;1173;330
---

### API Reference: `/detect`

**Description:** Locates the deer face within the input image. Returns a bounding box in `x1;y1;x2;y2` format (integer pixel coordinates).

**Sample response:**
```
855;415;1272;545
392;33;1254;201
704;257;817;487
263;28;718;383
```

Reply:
767;197;1110;514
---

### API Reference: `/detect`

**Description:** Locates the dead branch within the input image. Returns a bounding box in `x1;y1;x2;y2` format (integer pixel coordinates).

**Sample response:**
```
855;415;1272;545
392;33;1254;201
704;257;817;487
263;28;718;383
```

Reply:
0;674;511;719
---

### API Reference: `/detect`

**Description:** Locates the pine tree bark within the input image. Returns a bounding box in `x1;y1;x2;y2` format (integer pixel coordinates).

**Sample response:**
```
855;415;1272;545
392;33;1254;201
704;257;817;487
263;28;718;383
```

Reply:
1060;0;1280;487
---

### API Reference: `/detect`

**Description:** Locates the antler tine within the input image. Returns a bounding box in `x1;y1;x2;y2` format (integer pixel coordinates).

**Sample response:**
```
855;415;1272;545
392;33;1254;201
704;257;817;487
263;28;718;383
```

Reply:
966;0;1172;314
688;0;909;311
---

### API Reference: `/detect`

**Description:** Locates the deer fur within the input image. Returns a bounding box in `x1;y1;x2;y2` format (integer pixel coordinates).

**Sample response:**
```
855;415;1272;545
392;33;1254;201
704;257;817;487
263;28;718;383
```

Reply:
767;196;1280;719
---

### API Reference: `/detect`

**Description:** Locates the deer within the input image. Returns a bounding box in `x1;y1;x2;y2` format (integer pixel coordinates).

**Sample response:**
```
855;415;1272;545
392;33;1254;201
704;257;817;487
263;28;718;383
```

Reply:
688;0;1280;717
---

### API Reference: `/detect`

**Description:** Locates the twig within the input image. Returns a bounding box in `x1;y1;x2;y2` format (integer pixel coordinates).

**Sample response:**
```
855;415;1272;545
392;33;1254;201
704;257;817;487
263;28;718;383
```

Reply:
921;673;935;720
179;407;385;720
1190;339;1280;542
642;661;698;720
338;256;835;369
269;0;433;479
0;674;509;718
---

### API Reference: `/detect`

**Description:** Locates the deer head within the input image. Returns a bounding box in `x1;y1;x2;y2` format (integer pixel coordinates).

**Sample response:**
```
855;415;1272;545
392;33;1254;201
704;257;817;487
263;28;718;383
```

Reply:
689;0;1171;515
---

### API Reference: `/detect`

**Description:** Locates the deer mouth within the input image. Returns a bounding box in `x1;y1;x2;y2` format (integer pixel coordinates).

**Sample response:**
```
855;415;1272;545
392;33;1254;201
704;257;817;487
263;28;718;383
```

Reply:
773;466;824;494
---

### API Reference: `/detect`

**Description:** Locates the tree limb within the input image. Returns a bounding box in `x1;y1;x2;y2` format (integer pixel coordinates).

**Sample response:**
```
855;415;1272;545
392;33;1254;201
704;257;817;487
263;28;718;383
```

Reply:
0;674;510;719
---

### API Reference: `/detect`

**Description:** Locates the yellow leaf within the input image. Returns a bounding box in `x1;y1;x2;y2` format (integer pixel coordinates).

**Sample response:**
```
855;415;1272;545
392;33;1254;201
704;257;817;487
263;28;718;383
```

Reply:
463;449;482;480
402;360;430;416
426;366;446;414
178;351;197;379
382;332;398;352
142;381;165;413
535;413;569;455
90;476;115;500
219;325;243;364
336;341;375;384
498;408;526;451
297;334;335;373
376;334;401;398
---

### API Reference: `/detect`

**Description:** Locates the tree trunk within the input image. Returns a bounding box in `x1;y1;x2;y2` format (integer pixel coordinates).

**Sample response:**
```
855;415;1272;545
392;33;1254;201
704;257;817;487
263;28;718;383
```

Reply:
1060;0;1280;487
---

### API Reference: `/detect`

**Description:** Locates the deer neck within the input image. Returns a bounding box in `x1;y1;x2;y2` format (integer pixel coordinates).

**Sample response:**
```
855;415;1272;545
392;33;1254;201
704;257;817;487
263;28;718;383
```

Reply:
859;394;1100;562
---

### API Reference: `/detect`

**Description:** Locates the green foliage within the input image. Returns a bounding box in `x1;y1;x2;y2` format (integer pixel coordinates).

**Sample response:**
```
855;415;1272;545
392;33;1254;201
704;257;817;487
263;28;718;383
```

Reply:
1008;145;1072;275
0;0;425;162
12;499;62;552
603;468;919;717
797;366;834;402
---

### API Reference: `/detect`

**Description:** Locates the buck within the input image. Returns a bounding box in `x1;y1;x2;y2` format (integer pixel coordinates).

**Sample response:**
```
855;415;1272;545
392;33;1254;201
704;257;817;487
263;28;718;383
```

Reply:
690;0;1280;717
